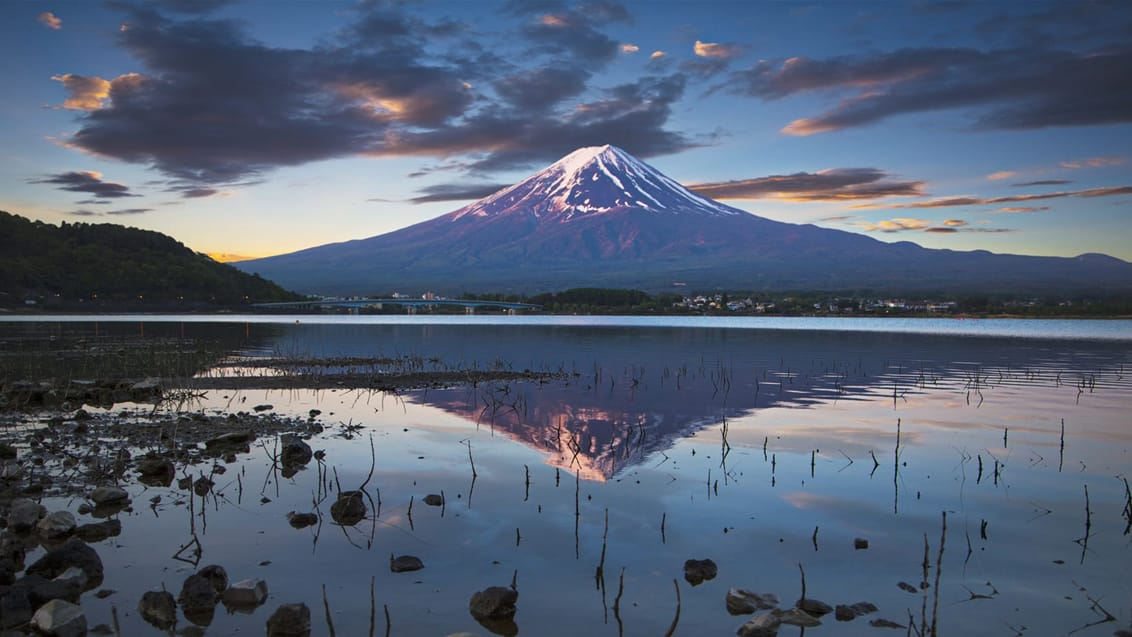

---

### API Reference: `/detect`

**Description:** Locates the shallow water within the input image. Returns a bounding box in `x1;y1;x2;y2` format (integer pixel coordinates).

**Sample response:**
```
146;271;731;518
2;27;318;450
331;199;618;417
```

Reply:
4;317;1131;635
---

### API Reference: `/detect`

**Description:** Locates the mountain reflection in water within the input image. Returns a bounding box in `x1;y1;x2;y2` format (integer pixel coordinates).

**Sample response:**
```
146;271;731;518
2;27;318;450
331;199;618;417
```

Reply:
247;322;1132;480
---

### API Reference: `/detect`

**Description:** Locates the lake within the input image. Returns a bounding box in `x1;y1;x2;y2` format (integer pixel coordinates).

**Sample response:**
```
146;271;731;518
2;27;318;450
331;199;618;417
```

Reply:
2;315;1130;636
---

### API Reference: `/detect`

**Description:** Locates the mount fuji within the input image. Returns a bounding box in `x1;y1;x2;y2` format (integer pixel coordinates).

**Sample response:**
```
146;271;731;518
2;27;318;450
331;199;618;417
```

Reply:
237;145;1132;295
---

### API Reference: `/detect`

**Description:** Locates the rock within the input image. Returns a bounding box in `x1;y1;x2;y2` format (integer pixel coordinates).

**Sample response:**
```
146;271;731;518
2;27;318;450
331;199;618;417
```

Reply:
26;539;104;588
253;404;274;412
9;498;46;533
193;477;214;497
74;520;122;543
390;555;424;573
0;587;33;629
897;581;918;593
726;588;779;615
330;490;366;526
737;612;781;637
222;579;268;608
795;598;833;617
280;435;312;466
137;455;175;477
30;599;86;637
854;537;869;550
179;573;219;609
138;590;177;630
835;601;878;621
266;602;311;636
776;607;822;627
870;618;907;629
18;573;84;607
198;564;229;593
287;511;318;528
423;493;444;506
205;431;254;450
1;459;22;480
0;442;16;459
89;486;129;505
37;511;77;539
683;558;718;586
54;567;89;590
469;586;518;620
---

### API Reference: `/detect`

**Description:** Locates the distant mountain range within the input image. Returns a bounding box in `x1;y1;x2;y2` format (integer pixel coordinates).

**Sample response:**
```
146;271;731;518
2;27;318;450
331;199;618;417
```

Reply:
0;210;299;308
237;145;1132;296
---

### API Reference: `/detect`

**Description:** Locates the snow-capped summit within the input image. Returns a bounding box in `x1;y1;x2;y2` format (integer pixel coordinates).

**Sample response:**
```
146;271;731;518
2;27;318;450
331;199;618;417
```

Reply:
451;144;741;222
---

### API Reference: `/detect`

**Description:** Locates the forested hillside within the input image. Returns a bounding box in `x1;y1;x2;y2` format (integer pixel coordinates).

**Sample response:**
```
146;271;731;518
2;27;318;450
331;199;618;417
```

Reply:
0;211;301;309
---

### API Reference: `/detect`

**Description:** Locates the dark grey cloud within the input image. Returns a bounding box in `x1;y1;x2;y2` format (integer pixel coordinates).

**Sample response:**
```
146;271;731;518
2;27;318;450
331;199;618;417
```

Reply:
58;2;693;185
147;0;234;14
728;45;1132;134
689;168;925;201
31;171;138;198
494;66;591;112
858;185;1132;209
1011;179;1073;187
75;199;113;205
106;208;153;215
67;210;100;217
409;183;509;204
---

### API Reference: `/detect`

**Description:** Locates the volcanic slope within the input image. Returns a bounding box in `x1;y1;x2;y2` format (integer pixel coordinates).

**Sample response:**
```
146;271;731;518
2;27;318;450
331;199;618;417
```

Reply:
237;145;1132;295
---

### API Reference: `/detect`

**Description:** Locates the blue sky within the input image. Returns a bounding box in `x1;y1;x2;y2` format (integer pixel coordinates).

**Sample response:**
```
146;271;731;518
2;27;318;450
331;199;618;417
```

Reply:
2;0;1130;262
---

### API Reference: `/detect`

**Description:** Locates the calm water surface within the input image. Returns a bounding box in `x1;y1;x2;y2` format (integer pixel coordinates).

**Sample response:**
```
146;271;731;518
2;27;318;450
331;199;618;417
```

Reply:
3;315;1131;636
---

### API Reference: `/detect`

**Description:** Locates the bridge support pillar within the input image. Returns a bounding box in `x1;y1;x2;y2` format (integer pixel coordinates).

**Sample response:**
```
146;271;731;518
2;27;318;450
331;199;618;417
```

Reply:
507;308;516;316
349;306;359;315
465;306;475;315
407;305;416;315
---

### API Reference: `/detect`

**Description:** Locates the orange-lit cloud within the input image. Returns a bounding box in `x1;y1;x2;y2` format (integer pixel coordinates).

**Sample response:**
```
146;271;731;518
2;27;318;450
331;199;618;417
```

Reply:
992;206;1049;213
688;168;924;202
854;185;1132;209
38;12;62;30
650;50;666;59
540;14;570;27
1060;156;1125;169
620;43;639;54
781;116;838;136
31;170;138;198
861;217;931;232
986;171;1018;181
694;40;741;59
52;74;111;111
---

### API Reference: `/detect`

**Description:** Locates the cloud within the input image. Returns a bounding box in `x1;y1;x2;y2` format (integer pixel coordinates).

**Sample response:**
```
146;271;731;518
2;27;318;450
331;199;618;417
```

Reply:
855;185;1132;209
67;210;99;217
1011;180;1072;187
180;187;219;198
861;217;1013;234
688;168;925;202
993;206;1049;213
985;171;1018;181
38;11;62;30
408;183;509;204
1060;156;1125;169
693;40;741;59
31;171;138;198
620;43;639;54
650;51;666;59
51;74;114;111
728;45;1132;135
56;4;692;184
106;208;152;215
149;0;235;13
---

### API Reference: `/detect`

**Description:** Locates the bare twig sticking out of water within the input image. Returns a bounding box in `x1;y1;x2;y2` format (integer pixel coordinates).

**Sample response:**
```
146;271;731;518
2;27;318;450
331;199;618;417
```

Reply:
662;579;681;637
894;418;902;515
595;508;609;586
1003;427;1009;448
1122;478;1132;536
1067;580;1117;635
660;513;667;544
1059;419;1066;473
384;604;391;637
322;584;337;637
574;470;580;560
797;562;808;601
811;449;817;478
462;439;478;478
524;465;530;502
406;496;414;532
812;526;819;552
1075;484;1093;564
930;512;947;637
368;576;375;637
613;567;626;637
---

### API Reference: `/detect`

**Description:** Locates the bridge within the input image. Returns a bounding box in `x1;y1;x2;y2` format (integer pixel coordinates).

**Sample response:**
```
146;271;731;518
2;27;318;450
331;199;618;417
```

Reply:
252;297;542;315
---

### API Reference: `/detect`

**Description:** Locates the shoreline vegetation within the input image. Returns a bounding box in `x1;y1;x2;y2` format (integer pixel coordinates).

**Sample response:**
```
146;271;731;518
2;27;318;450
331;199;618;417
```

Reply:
6;286;1132;319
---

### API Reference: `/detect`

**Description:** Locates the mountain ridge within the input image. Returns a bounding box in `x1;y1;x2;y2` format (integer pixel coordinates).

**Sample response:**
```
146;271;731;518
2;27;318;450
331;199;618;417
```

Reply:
235;147;1132;296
